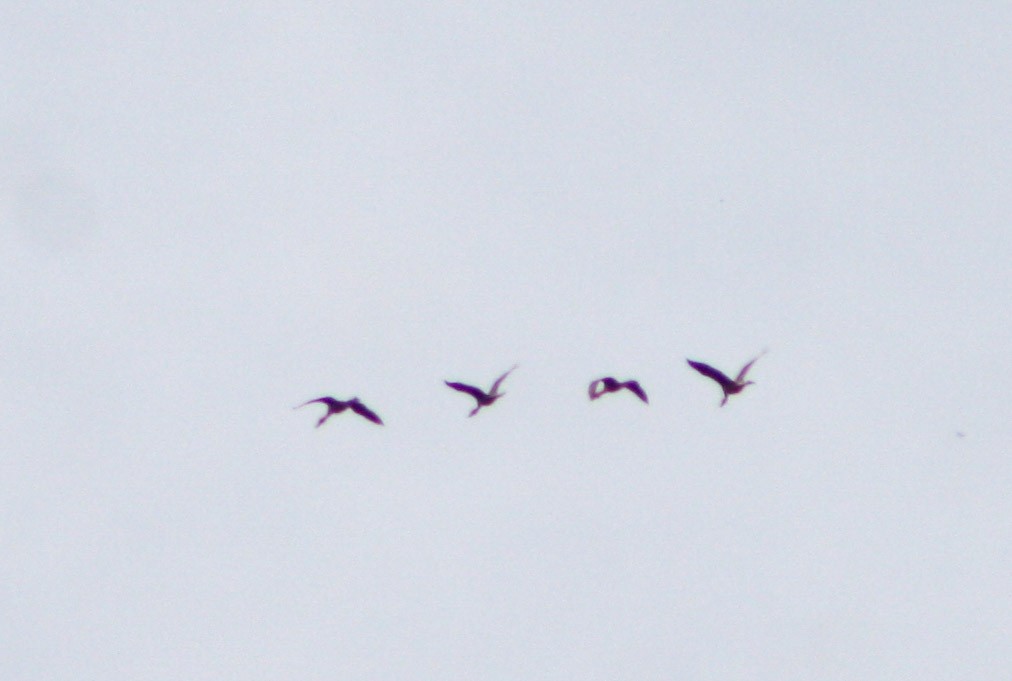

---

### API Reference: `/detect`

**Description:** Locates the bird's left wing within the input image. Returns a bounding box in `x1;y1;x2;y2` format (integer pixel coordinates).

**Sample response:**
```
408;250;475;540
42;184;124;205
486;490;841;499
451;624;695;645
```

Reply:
295;396;338;410
686;360;735;389
445;381;487;400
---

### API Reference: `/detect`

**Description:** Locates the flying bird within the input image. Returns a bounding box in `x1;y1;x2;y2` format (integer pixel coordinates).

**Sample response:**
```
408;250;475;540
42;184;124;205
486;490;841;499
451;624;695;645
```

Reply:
588;377;649;404
445;365;518;417
295;396;384;427
686;351;766;406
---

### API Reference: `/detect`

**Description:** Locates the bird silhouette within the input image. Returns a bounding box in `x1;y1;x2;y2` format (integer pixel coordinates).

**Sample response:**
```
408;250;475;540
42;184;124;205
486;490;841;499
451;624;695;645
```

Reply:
686;351;766;406
588;377;649;404
445;365;518;417
295;396;384;427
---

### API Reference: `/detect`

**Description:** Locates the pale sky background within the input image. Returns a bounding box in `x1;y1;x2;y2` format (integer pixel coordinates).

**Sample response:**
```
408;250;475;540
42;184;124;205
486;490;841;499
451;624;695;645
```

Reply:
2;3;1010;679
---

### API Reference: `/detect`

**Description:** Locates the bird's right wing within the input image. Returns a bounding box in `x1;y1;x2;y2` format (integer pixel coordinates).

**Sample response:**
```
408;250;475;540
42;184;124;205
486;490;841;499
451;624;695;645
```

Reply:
489;364;518;396
445;381;487;401
350;400;384;425
588;379;603;400
623;380;649;404
735;350;767;382
686;360;735;389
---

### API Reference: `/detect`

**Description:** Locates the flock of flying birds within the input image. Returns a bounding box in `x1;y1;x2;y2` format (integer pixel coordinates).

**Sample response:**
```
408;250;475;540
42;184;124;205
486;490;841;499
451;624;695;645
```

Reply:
296;352;766;428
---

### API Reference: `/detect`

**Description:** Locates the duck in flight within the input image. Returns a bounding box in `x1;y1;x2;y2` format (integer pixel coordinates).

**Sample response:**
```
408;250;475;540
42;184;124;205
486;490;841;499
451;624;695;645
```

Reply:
686;351;766;406
445;365;518;417
588;377;649;404
295;396;384;427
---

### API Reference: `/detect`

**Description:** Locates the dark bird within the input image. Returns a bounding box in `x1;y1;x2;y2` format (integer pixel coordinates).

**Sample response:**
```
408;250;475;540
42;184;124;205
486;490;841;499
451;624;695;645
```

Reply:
295;396;384;427
686;351;766;406
445;365;518;417
588;377;649;404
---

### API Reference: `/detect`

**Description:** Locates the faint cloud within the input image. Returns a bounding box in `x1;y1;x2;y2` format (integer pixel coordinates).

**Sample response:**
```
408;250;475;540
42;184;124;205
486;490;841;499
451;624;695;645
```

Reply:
1;125;98;253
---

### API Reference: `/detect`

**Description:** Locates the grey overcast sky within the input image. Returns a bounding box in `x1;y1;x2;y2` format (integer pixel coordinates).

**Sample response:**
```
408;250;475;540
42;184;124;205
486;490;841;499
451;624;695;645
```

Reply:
2;3;1010;679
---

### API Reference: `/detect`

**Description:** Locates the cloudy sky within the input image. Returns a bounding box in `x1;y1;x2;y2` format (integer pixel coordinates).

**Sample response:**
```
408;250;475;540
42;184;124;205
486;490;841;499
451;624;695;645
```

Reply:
2;3;1009;679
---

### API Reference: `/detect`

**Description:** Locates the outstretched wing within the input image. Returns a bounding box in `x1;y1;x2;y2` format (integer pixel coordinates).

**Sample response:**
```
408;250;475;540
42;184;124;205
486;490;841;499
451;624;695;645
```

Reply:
686;360;735;389
295;396;339;410
622;380;649;404
350;400;384;425
588;379;604;400
445;381;487;401
488;364;518;396
735;350;767;382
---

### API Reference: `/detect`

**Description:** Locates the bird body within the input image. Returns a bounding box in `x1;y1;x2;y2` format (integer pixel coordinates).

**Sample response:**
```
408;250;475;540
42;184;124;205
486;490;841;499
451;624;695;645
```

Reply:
686;351;766;406
445;365;518;417
588;377;649;404
295;396;384;427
